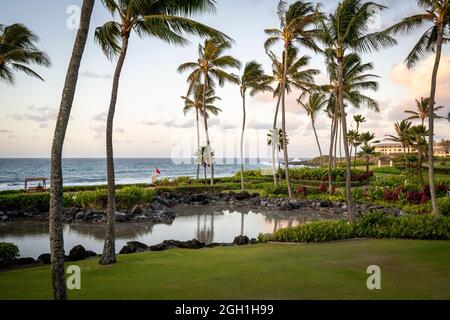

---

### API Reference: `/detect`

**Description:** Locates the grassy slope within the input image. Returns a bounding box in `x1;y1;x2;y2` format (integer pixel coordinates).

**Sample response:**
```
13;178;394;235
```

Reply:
1;240;450;300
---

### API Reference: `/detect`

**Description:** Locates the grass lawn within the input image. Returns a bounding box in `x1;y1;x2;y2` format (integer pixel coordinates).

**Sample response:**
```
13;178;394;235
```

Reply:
1;240;450;300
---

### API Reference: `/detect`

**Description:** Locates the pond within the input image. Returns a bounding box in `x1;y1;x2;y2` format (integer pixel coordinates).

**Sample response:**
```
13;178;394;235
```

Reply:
0;206;336;258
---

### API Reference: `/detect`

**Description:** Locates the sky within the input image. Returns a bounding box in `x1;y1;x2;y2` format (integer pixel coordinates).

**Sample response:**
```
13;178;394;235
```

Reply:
0;0;449;159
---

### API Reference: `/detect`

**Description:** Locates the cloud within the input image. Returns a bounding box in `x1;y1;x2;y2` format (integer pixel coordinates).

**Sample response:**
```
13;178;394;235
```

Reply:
93;111;107;122
390;54;450;103
80;71;112;79
116;127;125;133
90;125;105;139
220;122;238;130
247;119;272;130
8;106;58;129
162;119;194;129
0;129;13;133
142;119;160;126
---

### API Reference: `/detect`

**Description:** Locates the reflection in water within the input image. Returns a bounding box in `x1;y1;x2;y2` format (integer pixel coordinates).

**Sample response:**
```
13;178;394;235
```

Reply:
0;206;336;258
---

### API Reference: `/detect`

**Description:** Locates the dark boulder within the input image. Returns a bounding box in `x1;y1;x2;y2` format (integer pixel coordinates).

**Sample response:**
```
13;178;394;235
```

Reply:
115;212;128;222
206;242;233;248
250;238;258;244
68;245;87;261
163;240;183;248
235;191;250;201
127;241;148;253
182;239;205;249
119;245;133;255
16;257;36;266
86;250;98;258
37;253;51;264
130;205;142;215
233;235;250;246
149;243;170;251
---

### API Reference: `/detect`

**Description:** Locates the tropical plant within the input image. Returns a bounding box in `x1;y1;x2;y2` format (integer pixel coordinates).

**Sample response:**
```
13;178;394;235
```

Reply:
384;0;450;217
178;37;241;185
0;23;51;84
238;61;272;191
318;0;396;222
358;132;379;173
353;115;366;168
409;125;430;183
264;0;322;198
181;84;221;179
48;0;95;301
96;0;230;265
405;97;446;126
386;120;413;164
298;93;327;166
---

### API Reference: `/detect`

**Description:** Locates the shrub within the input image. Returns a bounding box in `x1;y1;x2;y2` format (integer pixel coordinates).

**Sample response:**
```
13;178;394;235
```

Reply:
0;242;19;266
372;167;403;174
174;176;191;185
438;198;450;217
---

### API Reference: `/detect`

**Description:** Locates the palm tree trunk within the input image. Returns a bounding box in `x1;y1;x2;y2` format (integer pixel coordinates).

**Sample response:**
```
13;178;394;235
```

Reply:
196;109;200;180
427;23;444;218
272;94;282;187
100;34;129;265
281;47;292;198
240;213;244;236
201;78;214;185
49;0;94;300
240;93;246;192
328;114;337;194
366;155;369;173
334;120;338;167
311;119;323;165
338;55;354;223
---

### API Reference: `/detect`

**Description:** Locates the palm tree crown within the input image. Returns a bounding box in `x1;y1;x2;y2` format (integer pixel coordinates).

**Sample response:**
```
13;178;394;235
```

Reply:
182;84;221;118
239;61;272;97
404;97;445;125
0;23;51;84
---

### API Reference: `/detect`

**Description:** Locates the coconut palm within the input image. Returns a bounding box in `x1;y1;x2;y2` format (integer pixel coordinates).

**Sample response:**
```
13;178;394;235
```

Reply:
347;129;359;161
358;132;379;172
48;0;94;301
178;38;241;185
238;61;272;191
95;0;231;265
386;120;413;164
405;97;445;126
264;0;322;198
353;114;366;167
298;93;327;166
318;0;396;222
0;23;51;84
384;0;450;216
181;84;221;180
408;125;430;183
358;145;377;173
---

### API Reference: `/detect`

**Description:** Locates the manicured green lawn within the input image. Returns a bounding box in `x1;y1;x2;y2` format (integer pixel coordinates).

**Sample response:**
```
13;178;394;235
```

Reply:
1;240;449;300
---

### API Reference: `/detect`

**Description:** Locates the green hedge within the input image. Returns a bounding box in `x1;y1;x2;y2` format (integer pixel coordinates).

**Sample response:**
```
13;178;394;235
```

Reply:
0;242;19;266
265;212;450;243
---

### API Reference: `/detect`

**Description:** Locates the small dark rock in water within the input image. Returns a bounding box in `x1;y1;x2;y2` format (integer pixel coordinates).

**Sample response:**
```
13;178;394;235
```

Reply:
68;245;87;261
119;246;133;255
233;235;250;246
130;205;142;216
75;211;85;220
16;257;36;266
37;253;51;265
115;212;128;222
127;241;148;253
149;243;170;251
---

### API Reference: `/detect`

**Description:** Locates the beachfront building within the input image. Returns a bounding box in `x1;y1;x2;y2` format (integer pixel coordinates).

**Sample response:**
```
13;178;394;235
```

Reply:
375;143;450;157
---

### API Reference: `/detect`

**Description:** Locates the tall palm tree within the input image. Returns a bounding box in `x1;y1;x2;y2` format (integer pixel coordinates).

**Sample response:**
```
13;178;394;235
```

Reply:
266;46;320;187
384;0;450;216
181;84;221;180
238;61;272;191
48;0;95;300
264;0;322;198
178;38;241;185
358;132;379;173
409;125;430;183
347;129;359;161
96;0;230;265
405;97;445;126
298;93;327;166
386;120;413;164
353;114;366;167
0;23;51;84
319;0;396;222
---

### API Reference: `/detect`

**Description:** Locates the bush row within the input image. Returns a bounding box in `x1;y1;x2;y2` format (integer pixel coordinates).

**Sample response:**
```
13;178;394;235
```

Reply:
262;212;450;243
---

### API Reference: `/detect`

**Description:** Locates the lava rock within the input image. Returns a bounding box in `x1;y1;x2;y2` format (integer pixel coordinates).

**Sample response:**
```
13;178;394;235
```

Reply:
127;241;148;252
149;243;170;251
75;211;85;220
130;205;142;215
37;253;51;264
250;238;258;244
115;212;128;222
119;246;133;254
182;239;205;249
233;235;250;246
68;245;87;261
86;250;98;257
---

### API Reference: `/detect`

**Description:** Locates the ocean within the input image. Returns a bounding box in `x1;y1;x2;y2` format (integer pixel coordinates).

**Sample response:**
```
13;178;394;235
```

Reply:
0;158;274;191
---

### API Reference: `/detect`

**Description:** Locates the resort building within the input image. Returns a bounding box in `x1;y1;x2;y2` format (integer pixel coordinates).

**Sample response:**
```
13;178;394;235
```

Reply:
375;143;450;157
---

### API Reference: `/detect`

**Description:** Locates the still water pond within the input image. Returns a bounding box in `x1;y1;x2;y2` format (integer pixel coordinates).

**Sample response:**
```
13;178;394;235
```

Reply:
0;206;335;258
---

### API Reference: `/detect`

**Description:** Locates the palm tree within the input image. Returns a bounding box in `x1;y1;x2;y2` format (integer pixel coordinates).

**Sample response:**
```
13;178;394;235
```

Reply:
267;129;289;178
358;145;377;173
384;0;450;216
386;120;413;164
405;97;445;126
264;0;322;198
48;0;94;300
353;114;366;167
358;132;379;173
409;125;430;183
238;61;272;192
347;129;359;161
181;84;221;180
0;23;51;84
96;0;230;265
319;0;396;222
178;38;241;185
299;93;327;166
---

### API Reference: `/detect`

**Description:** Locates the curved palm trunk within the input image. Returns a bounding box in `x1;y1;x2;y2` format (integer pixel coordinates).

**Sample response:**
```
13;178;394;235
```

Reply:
201;78;214;185
328;115;336;194
100;34;129;265
196;109;200;180
311;118;323;164
272;93;282;187
281;47;292;198
428;23;444;218
240;93;246;192
49;0;94;300
338;55;354;223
